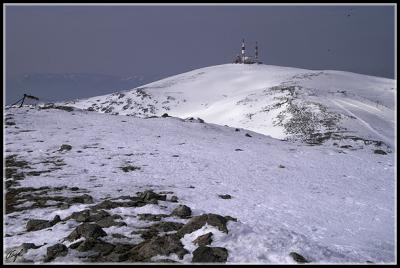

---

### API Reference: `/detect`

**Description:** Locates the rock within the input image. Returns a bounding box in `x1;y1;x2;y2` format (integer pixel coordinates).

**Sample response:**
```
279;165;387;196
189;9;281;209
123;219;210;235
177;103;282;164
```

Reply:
70;187;80;191
170;196;178;202
49;215;61;225
91;200;121;210
69;194;93;204
67;223;107;241
59;144;72;151
245;133;252;137
289;252;309;263
128;234;188;261
112;244;135;254
278;164;285;168
150;221;184;233
177;214;234;238
235;128;240;132
138;213;168;222
192;246;228;263
374;149;387;155
66;210;91;222
75;238;115;256
120;165;141;172
26;219;51;232
151;259;178;263
96;216;127;228
218;194;232;199
133;229;159;240
193;232;213;246
69;240;83;249
161;113;170;118
99;251;130;262
340;145;352;148
111;233;128;239
45;243;68;262
137;190;167;202
171;205;192;218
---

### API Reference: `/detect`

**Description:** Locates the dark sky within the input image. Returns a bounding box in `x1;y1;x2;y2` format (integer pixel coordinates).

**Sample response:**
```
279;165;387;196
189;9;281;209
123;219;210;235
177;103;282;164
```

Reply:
5;4;395;82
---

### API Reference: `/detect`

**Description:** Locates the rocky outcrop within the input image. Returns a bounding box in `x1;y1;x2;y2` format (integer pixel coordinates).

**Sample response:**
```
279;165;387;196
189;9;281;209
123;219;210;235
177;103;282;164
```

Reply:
192;246;228;263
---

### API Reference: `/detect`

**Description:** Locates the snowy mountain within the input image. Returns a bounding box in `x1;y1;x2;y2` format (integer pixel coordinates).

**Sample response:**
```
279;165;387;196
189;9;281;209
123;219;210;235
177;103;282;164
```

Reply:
64;64;395;150
4;64;395;264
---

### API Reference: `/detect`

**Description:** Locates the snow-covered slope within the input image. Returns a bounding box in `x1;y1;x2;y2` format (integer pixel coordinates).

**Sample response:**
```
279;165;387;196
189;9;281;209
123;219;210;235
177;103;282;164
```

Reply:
4;106;395;263
65;64;395;148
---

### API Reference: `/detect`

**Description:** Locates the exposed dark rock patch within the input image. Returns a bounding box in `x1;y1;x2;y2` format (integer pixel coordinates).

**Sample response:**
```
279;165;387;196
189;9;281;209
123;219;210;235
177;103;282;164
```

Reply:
26;215;61;232
177;214;234;238
193;232;213;246
245;133;252;137
127;234;188;261
340;145;352;149
171;205;192;219
192;246;228;263
149;221;184;233
120;165;141;172
289;252;309;263
75;238;115;255
138;213;169;222
218;194;232;199
65;209;110;222
170;195;179;202
96;216;127;228
137;190;167;202
59;144;72;151
45;243;68;262
374;149;387;155
67;223;107;241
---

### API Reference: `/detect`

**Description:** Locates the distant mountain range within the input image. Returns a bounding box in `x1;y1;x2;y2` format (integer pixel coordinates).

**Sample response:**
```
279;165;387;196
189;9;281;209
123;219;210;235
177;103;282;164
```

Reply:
5;73;164;105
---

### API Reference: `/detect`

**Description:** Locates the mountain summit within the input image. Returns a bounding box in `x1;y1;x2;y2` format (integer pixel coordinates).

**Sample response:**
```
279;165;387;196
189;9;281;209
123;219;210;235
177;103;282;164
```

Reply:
65;64;395;148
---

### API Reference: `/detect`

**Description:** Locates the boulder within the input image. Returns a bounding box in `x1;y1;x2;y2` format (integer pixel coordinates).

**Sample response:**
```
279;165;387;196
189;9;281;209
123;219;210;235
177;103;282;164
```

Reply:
177;214;234;237
193;232;213;246
26;215;60;232
289;252;309;263
26;219;51;232
128;234;188;261
69;194;93;204
137;190;167;202
192;246;228;263
67;223;107;241
45;243;68;262
171;205;192;218
95;216;127;228
374;149;387;155
59;144;72;151
138;213;168;222
75;238;115;256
